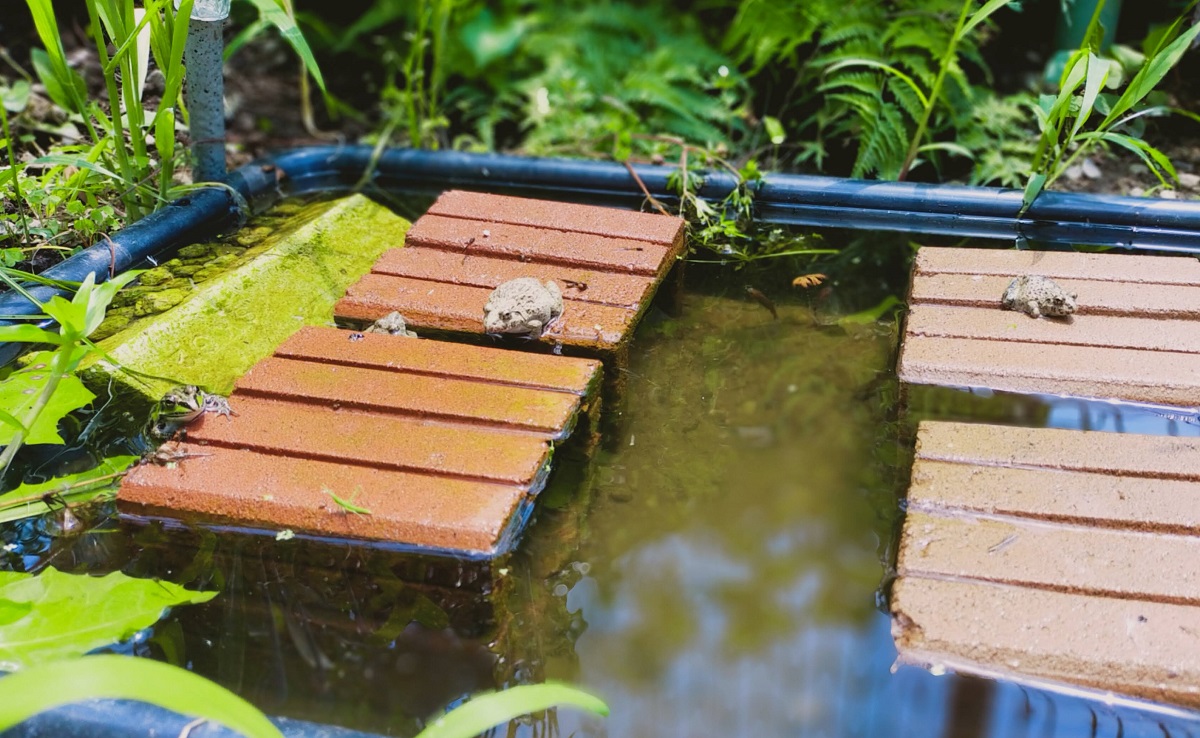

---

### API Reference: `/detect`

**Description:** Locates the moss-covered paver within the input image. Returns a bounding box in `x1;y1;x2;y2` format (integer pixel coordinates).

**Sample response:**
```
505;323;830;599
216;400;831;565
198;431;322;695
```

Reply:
80;194;410;410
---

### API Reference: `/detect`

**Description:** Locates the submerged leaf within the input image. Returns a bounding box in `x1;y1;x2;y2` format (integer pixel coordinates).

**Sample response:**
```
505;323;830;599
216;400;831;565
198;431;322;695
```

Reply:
0;655;281;738
0;568;217;670
0;455;138;525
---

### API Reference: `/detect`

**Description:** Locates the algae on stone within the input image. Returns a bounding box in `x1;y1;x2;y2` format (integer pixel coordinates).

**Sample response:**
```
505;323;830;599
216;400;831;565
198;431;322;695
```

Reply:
81;195;410;411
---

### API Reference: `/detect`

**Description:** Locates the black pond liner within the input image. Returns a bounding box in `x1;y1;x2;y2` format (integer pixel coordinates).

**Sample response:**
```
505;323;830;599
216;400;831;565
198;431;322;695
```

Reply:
5;144;1200;365
6;147;1200;737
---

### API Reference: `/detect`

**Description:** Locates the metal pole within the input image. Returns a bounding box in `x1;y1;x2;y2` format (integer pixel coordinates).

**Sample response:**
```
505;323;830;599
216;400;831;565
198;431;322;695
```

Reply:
182;0;230;182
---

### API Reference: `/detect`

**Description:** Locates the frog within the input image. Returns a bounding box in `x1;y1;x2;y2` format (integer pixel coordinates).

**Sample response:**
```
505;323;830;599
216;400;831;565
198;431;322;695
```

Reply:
365;311;418;338
149;385;233;438
1000;275;1077;319
483;278;564;336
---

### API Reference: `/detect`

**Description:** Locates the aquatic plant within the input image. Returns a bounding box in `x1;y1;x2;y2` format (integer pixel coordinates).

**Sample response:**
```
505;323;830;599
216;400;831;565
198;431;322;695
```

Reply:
0;655;609;738
1023;0;1200;210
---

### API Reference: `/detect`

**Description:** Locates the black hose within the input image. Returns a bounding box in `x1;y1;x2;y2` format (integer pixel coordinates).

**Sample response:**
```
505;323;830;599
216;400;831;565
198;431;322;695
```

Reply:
5;145;1200;364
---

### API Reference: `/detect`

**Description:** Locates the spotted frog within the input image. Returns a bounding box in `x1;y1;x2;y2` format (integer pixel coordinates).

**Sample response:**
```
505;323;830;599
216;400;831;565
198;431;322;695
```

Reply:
483;278;564;336
150;385;233;438
365;311;418;338
1001;275;1077;319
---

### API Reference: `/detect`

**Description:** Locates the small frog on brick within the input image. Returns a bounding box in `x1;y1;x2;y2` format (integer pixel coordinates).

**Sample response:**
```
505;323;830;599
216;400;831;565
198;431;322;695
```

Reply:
150;385;233;438
365;311;418;338
483;278;564;336
1001;275;1077;319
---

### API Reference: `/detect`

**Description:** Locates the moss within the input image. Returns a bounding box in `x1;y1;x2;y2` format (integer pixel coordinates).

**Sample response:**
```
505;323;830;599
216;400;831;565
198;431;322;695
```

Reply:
80;194;411;413
134;288;188;316
138;267;174;286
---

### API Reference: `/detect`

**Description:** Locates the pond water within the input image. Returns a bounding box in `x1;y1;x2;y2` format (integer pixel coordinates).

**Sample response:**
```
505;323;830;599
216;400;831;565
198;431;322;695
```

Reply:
4;242;1200;737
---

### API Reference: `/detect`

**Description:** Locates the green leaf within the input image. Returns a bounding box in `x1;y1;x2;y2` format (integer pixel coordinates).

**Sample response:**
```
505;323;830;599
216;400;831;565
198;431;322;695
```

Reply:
0;655;282;738
460;9;530;68
837;295;901;326
243;0;326;93
1093;131;1176;184
763;115;786;145
0;350;93;445
1021;172;1047;214
0;324;65;346
29;49;85;116
1070;53;1110;139
416;683;609;738
0;569;217;670
2;80;32;114
1100;20;1200;129
29;155;131;187
0;455;138;524
962;0;1021;36
824;58;929;108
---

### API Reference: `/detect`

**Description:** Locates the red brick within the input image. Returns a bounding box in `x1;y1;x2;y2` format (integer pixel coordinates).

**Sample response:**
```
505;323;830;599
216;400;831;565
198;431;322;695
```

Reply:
186;395;549;486
275;326;600;394
371;247;655;309
915;246;1200;285
892;576;1200;707
428;190;685;245
405;215;674;277
235;356;583;437
120;444;525;553
337;274;632;351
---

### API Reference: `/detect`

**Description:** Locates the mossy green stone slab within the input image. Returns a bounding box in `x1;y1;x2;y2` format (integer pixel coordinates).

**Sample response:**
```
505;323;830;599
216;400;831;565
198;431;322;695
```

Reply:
81;195;410;410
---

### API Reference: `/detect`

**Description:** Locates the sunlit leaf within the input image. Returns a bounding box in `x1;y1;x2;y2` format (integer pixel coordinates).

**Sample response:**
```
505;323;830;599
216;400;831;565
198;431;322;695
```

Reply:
962;0;1021;36
416;683;609;738
242;0;326;92
0;569;217;670
763;115;786;145
0;353;93;446
0;455;138;524
0;655;281;738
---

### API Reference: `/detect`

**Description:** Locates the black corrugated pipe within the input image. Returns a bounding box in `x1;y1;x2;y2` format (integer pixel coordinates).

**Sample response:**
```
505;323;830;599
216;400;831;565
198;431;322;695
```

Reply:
5;145;1200;363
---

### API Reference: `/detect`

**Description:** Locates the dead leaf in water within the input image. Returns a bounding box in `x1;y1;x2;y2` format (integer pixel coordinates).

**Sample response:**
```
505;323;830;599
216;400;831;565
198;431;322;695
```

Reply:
792;273;826;288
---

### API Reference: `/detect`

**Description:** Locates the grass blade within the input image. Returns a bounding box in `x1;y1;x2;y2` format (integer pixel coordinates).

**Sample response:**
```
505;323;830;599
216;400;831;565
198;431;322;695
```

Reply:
416;683;609;738
243;0;327;93
0;655;283;738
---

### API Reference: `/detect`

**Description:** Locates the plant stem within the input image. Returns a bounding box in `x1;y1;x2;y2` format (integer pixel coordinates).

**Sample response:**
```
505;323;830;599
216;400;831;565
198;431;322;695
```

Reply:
0;103;31;244
898;0;973;181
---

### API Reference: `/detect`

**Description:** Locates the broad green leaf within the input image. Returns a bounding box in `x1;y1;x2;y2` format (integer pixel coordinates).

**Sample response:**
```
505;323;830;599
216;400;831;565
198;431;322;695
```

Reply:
41;295;88;338
2;80;31;114
416;683;609;738
0;655;281;738
0;325;65;346
83;270;142;337
29;49;86;116
0;455;138;524
243;0;326;93
0;569;217;670
0;350;93;445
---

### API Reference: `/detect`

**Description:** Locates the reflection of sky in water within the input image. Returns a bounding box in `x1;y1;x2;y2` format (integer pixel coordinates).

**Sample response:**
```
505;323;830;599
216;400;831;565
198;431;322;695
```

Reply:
1043;396;1200;436
560;532;1200;738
